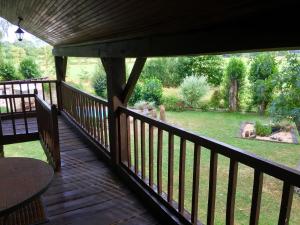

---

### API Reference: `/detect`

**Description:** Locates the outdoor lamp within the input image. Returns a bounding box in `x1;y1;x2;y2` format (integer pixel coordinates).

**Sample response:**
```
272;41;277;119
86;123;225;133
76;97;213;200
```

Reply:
15;17;24;41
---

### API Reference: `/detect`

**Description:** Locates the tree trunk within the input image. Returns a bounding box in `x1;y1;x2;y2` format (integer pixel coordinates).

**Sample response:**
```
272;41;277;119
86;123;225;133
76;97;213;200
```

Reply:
229;80;238;112
258;101;266;115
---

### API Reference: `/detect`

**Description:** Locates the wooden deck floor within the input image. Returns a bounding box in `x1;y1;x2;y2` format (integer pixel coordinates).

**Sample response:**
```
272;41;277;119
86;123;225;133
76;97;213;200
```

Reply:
41;117;162;225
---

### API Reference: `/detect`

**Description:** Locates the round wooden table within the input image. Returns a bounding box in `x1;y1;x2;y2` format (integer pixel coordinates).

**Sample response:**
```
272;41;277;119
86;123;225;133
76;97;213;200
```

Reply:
0;157;54;220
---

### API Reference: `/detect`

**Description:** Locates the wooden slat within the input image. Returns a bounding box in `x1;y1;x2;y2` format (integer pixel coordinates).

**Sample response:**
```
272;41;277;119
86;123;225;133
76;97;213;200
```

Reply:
278;182;294;225
178;138;186;214
149;124;154;187
133;118;139;174
207;151;218;225
141;121;146;179
191;144;201;224
167;133;174;203
157;128;163;195
226;159;238;225
126;116;131;168
250;170;263;225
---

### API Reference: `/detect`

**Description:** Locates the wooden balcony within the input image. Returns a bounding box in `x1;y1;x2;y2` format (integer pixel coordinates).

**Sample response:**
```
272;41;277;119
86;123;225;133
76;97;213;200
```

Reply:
1;79;300;225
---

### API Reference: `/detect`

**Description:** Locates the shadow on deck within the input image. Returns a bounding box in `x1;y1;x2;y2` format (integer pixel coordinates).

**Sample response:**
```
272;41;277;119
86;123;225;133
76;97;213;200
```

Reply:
42;117;162;225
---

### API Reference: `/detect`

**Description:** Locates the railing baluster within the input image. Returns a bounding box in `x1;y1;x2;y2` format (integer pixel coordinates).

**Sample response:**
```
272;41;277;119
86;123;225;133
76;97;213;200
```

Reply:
42;83;45;100
278;182;294;225
226;159;238;225
141;121;146;179
27;83;32;112
178;138;186;214
21;96;28;134
207;151;218;225
99;104;104;144
103;105;108;147
191;144;201;224
4;84;9;113
167;133;174;203
157;128;163;195
149;124;154;187
9;97;16;135
49;82;53;105
127;115;131;168
133;118;139;174
250;170;263;225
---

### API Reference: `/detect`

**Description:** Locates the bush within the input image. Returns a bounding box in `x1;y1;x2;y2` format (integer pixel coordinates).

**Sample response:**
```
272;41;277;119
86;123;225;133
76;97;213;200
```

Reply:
142;78;163;105
128;82;143;106
92;64;107;98
180;76;209;108
19;58;40;79
0;61;19;80
255;121;272;136
209;89;223;109
162;95;184;111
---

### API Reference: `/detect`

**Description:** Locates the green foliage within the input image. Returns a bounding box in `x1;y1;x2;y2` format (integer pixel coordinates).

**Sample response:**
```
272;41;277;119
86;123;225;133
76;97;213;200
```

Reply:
209;89;223;109
223;57;246;110
142;78;163;105
19;58;41;79
128;82;143;106
249;54;277;112
270;54;300;132
255;121;272;136
92;64;107;98
0;61;19;80
180;76;209;108
162;95;184;111
192;55;224;86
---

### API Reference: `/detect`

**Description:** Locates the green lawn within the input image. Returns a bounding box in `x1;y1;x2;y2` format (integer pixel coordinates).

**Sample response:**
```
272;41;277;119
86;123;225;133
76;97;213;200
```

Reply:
163;111;300;225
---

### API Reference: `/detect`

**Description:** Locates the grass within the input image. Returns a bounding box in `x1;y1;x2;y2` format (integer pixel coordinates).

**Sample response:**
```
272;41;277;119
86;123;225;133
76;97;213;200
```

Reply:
163;111;300;225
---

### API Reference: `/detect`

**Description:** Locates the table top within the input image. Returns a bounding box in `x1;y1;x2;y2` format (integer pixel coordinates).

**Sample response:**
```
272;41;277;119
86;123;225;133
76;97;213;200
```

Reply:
0;157;54;216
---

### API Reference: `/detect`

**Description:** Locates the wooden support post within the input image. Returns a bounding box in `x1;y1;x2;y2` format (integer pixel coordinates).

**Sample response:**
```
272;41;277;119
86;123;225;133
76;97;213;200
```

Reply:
0;145;4;158
55;56;68;111
101;58;127;165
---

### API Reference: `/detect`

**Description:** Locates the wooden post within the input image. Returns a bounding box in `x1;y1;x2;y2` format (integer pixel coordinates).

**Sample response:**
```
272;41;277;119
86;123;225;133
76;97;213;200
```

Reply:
55;56;68;111
0;145;4;158
101;58;127;165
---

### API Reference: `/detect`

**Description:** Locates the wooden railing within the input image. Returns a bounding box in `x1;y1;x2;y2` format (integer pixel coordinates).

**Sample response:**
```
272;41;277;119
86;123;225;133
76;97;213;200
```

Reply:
119;106;300;225
35;92;60;171
0;94;38;144
60;82;109;154
0;79;57;106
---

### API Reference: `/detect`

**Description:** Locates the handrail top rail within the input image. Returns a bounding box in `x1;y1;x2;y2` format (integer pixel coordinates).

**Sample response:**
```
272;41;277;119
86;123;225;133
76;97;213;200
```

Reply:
35;93;52;113
0;94;35;98
61;81;108;105
0;79;56;85
119;106;300;187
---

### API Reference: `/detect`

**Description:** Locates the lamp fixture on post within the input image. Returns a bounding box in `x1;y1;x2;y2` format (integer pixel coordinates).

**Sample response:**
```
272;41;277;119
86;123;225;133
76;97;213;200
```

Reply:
15;17;24;41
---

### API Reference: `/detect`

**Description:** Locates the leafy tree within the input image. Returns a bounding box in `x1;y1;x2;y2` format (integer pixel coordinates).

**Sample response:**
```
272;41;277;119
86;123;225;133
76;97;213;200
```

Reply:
192;55;224;86
0;61;19;80
19;58;41;79
92;64;107;98
142;78;163;105
249;53;277;114
270;54;300;133
128;82;143;106
224;57;246;111
180;75;209;108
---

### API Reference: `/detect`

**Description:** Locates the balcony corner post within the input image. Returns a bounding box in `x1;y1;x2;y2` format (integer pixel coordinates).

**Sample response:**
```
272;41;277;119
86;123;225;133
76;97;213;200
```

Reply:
55;56;68;112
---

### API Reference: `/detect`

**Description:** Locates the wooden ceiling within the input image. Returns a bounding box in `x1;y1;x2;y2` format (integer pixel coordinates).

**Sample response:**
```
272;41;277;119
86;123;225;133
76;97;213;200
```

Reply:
0;0;299;56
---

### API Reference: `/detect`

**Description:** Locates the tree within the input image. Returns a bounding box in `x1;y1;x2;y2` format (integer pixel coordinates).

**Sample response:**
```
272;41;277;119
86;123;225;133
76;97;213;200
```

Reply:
19;58;41;79
224;57;246;111
180;75;209;108
270;54;300;133
92;64;107;98
0;61;19;80
142;78;163;105
192;55;224;86
249;53;277;114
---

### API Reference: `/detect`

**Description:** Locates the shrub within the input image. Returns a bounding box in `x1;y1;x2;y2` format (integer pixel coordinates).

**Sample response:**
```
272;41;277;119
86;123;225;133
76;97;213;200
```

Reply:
128;82;143;106
0;61;19;80
209;89;223;109
92;64;107;98
19;58;41;79
255;121;272;136
162;95;184;112
142;78;163;105
180;76;209;108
